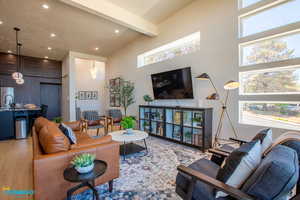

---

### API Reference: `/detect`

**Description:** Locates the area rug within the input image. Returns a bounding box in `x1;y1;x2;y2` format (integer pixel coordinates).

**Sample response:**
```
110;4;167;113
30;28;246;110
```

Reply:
72;136;208;200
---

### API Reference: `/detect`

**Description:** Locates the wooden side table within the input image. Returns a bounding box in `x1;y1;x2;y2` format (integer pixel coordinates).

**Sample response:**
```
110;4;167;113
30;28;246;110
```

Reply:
63;160;107;200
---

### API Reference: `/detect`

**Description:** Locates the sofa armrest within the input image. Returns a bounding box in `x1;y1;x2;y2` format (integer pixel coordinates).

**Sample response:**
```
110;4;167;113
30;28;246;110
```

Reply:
229;137;249;145
208;148;230;157
63;121;82;131
208;148;230;166
177;165;255;200
70;135;113;150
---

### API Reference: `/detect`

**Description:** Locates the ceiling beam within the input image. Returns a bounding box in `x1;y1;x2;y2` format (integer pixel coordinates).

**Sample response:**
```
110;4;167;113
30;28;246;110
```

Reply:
59;0;159;37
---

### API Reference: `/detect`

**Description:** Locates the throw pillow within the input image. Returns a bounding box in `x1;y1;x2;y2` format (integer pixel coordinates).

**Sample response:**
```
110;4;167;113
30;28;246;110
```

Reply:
252;128;272;153
216;140;262;198
59;123;77;144
242;145;298;200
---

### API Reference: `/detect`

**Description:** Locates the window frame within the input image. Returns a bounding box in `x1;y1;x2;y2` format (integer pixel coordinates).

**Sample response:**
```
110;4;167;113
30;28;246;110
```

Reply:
239;65;300;95
238;0;300;130
239;29;300;66
137;32;200;68
238;0;294;38
239;100;300;130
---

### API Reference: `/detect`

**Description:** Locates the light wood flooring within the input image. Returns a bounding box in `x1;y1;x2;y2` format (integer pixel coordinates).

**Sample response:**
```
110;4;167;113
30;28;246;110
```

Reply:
0;128;110;200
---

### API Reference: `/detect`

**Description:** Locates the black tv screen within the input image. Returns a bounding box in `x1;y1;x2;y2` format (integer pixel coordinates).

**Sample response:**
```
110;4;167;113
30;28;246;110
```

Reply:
151;67;194;99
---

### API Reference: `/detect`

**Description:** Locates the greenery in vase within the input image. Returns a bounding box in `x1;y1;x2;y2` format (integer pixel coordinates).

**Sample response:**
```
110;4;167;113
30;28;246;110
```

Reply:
120;79;135;116
143;94;153;105
143;120;149;126
192;117;202;123
121;116;136;129
71;153;95;168
185;131;192;141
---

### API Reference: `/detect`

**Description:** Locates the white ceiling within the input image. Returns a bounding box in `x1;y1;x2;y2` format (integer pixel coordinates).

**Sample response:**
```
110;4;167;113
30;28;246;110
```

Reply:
108;0;194;24
0;0;194;60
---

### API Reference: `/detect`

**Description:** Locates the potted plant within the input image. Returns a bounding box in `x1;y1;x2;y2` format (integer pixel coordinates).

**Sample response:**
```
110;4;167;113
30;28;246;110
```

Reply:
121;116;136;134
192;116;202;127
71;153;96;174
143;120;150;131
143;94;153;105
120;79;135;116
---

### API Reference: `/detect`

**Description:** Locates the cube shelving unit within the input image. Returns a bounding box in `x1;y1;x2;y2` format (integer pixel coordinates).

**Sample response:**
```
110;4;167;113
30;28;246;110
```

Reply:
139;105;213;152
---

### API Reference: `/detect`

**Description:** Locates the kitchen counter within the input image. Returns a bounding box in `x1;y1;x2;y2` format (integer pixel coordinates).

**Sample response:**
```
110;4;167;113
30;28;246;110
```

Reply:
0;107;41;112
0;108;41;140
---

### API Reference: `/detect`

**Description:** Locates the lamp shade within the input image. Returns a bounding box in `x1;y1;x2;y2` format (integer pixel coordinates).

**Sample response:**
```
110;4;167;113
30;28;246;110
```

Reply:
16;78;24;85
196;73;210;80
206;93;219;100
12;72;23;80
224;80;239;90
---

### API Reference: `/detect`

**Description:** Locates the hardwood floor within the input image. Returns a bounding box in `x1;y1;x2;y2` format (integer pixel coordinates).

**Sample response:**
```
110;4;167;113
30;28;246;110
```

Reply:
0;138;33;200
0;127;119;200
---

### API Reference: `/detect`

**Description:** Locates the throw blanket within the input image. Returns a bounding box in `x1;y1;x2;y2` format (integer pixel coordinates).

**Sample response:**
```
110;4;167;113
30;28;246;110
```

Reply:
264;131;300;156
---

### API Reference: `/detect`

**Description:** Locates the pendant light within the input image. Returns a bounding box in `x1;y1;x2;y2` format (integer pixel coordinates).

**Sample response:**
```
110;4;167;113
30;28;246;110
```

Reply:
12;27;24;84
89;60;98;79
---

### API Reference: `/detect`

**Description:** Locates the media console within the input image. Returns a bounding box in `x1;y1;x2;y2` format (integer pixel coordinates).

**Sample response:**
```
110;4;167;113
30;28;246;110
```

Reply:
139;105;213;152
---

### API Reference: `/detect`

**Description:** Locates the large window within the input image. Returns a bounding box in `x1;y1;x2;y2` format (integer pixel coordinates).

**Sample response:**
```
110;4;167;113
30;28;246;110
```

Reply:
137;32;200;68
240;65;300;95
239;101;300;130
240;0;300;37
238;0;300;130
240;31;300;66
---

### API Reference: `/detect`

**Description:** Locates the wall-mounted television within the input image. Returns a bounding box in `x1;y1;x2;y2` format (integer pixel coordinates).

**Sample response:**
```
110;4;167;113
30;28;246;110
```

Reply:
151;67;194;100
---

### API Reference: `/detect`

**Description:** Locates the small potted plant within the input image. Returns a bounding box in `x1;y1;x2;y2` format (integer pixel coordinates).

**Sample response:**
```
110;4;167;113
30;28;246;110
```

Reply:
143;94;153;105
71;153;96;174
121;116;136;134
192;116;202;127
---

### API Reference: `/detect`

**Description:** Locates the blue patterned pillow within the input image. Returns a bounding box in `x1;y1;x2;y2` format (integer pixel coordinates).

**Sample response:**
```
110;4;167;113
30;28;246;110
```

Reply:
59;123;77;144
242;145;298;200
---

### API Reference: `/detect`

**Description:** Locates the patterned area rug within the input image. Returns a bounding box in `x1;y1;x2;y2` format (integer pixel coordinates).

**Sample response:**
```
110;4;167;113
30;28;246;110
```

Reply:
72;136;208;200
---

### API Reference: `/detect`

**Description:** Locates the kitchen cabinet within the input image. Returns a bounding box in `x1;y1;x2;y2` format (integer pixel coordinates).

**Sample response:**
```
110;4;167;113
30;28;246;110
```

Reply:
0;111;15;140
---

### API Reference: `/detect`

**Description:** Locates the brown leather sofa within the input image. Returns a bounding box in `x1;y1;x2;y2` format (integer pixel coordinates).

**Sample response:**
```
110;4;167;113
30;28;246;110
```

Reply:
32;117;120;200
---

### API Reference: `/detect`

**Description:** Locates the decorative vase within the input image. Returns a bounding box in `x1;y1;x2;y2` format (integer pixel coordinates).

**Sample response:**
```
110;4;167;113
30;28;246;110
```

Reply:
75;163;94;174
125;128;133;135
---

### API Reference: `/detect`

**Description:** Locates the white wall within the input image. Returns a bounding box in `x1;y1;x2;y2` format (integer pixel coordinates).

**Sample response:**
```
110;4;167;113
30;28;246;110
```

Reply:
62;54;70;121
75;58;106;114
62;51;107;121
106;0;290;140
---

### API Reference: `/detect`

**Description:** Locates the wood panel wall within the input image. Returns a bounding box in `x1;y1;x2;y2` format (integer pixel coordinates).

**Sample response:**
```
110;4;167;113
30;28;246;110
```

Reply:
0;52;62;106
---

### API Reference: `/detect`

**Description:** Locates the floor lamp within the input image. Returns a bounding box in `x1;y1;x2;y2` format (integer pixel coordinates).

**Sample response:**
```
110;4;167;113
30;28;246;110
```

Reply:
196;73;240;148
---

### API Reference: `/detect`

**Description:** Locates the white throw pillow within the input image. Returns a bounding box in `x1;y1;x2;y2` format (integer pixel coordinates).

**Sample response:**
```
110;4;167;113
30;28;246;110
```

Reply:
252;128;272;154
216;140;262;198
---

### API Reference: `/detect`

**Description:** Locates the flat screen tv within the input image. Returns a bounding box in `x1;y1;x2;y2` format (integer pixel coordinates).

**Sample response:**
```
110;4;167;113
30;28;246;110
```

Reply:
151;67;194;99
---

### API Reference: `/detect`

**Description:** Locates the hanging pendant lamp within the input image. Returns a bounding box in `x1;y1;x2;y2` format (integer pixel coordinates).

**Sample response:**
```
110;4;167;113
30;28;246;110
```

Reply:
12;27;24;84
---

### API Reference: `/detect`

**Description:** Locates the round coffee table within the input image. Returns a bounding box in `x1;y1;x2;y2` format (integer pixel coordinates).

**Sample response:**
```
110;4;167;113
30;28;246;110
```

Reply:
109;130;149;160
63;160;107;200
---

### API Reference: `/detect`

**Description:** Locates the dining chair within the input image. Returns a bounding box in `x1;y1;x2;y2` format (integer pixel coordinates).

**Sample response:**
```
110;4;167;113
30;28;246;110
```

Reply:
81;110;107;136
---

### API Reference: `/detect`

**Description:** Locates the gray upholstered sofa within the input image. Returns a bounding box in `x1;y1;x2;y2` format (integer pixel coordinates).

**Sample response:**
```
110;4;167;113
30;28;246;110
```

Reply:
176;133;300;200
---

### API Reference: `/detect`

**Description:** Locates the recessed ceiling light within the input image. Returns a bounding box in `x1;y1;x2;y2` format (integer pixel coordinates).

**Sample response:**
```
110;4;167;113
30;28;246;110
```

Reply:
50;33;56;37
42;4;49;9
115;29;120;34
44;56;48;59
0;21;3;25
48;47;52;50
95;47;99;51
7;50;12;53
